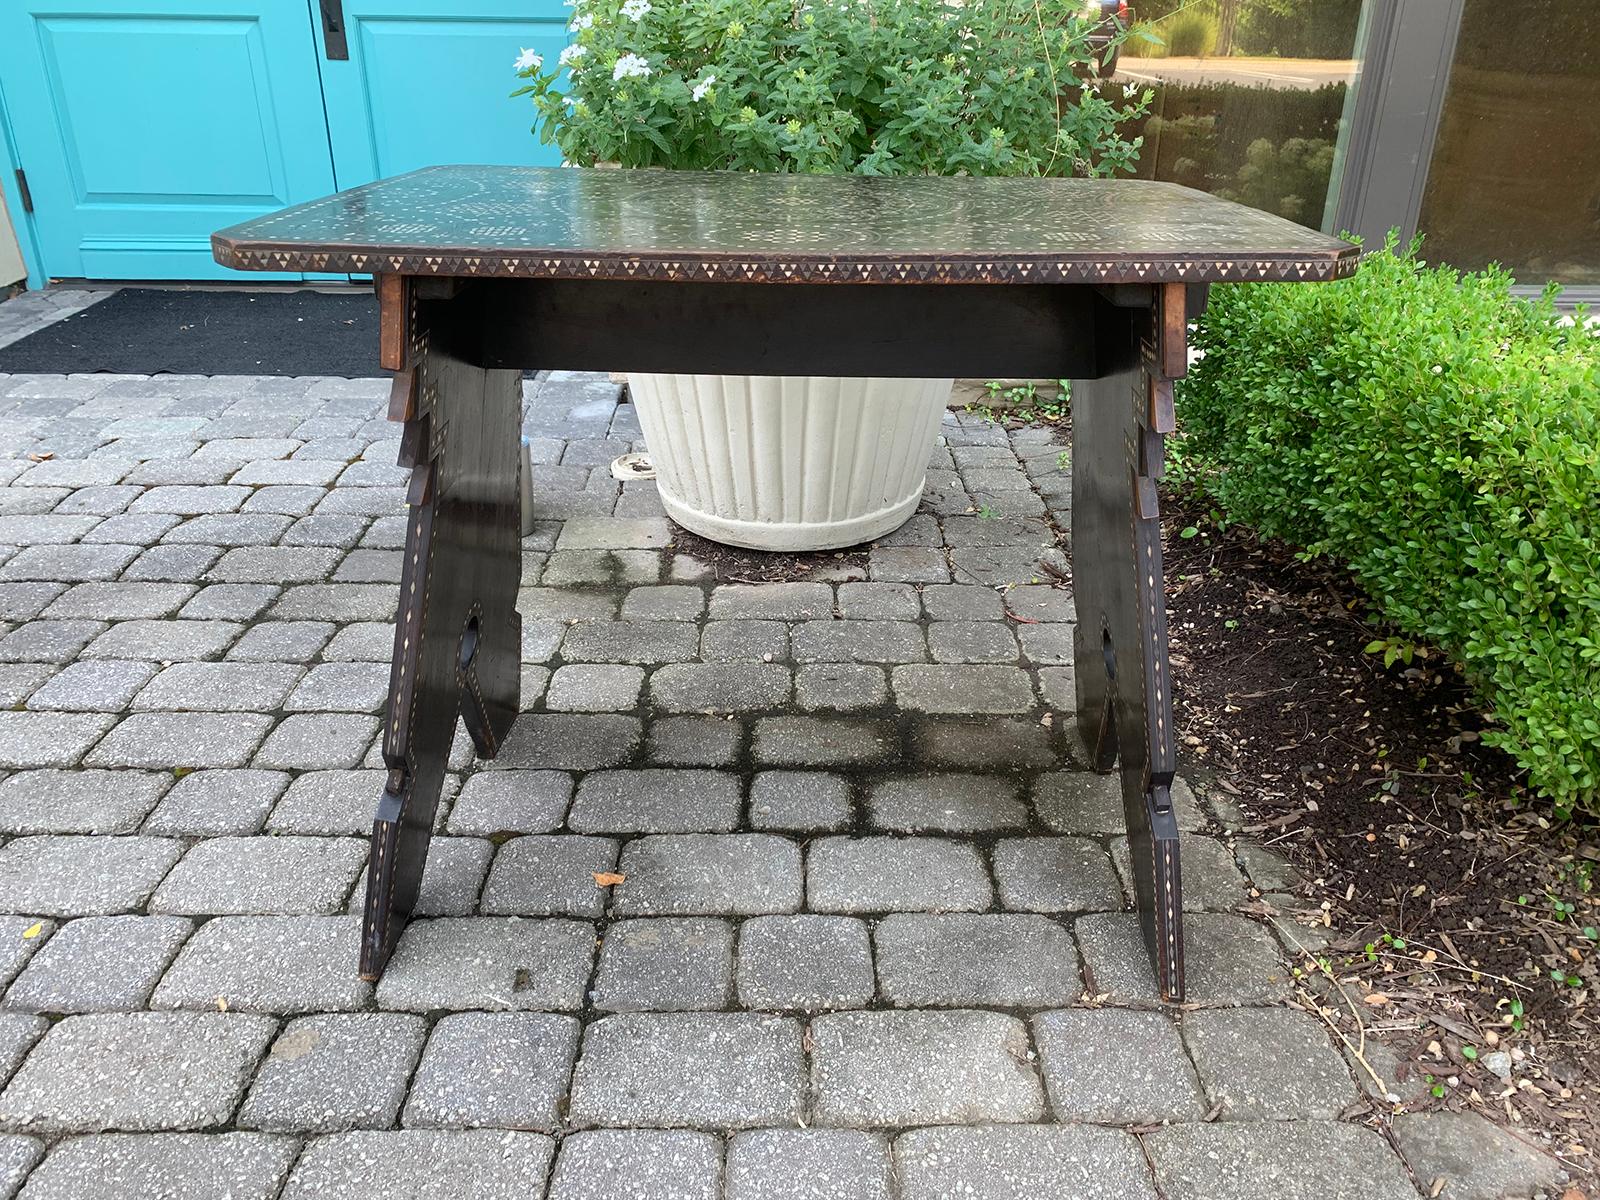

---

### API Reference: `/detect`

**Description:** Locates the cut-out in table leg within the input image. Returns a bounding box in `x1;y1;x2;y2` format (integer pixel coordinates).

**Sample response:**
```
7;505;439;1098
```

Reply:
361;278;522;980
1071;288;1185;1001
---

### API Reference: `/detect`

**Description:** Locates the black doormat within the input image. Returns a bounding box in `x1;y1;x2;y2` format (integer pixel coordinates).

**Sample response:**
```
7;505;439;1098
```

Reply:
0;287;383;378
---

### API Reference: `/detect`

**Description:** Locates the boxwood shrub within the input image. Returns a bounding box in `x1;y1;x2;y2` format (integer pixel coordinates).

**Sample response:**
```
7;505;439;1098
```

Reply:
1175;237;1600;817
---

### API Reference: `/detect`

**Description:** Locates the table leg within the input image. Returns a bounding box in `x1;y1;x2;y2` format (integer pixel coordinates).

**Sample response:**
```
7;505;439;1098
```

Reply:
1072;284;1186;1001
360;276;523;980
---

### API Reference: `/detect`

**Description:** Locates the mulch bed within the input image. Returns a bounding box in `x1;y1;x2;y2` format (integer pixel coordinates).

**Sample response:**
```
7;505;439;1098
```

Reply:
1160;484;1599;1184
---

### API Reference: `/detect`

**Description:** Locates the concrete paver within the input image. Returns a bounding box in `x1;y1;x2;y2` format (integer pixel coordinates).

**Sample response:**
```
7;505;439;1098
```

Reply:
0;347;1546;1197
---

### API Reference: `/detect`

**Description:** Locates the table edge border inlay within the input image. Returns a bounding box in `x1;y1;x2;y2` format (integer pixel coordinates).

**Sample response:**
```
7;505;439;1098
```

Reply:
211;235;1361;285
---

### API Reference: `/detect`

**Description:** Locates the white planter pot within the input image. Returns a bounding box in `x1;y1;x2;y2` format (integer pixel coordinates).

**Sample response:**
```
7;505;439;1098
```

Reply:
628;374;953;551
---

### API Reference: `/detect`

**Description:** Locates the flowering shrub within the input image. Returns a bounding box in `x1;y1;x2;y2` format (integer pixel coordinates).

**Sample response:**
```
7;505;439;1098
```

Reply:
1176;237;1600;817
511;0;1153;175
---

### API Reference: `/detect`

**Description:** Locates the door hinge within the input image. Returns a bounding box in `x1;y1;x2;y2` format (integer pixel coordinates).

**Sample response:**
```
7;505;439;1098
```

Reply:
320;0;349;60
13;169;32;214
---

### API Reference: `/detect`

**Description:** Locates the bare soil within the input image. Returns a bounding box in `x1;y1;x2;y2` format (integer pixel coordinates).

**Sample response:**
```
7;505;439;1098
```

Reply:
1160;484;1599;1182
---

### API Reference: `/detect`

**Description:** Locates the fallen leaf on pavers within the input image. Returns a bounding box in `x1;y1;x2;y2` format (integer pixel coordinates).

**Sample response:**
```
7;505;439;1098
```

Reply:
271;1026;322;1061
215;995;228;1011
593;872;626;886
26;452;52;462
21;922;43;940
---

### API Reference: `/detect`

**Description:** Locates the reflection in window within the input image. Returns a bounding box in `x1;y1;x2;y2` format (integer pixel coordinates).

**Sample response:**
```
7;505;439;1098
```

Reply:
1417;0;1600;286
1101;0;1363;231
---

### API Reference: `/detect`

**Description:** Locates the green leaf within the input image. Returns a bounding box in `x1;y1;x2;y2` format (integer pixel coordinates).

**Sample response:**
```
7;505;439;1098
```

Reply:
1174;236;1600;818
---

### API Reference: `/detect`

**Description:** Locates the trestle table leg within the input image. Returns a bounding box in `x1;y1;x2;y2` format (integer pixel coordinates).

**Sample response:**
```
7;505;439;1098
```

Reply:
1071;283;1189;1001
360;275;522;980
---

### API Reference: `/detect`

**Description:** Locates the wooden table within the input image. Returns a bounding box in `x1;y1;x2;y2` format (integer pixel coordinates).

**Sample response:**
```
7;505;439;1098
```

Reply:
214;166;1357;1001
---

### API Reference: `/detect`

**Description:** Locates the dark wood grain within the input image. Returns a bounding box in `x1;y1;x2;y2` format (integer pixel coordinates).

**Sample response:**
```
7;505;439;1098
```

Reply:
376;273;408;373
430;280;1100;378
213;166;1358;285
1072;293;1186;1002
1159;281;1189;380
360;285;522;980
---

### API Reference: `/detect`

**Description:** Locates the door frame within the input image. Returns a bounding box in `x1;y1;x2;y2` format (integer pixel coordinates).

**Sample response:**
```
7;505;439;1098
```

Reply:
1329;0;1464;253
1331;0;1596;305
0;79;47;289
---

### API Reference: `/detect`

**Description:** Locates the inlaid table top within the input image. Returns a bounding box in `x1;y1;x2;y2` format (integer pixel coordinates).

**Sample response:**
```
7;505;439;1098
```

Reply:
213;165;1359;285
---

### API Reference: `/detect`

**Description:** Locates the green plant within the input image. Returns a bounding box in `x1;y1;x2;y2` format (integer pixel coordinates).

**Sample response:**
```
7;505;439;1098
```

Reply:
1362;635;1428;671
1503;997;1527;1033
1215;134;1335;225
1362;931;1407;962
1176;235;1600;816
512;0;1153;175
1124;0;1361;60
1092;78;1348;230
982;378;1070;422
1164;9;1218;56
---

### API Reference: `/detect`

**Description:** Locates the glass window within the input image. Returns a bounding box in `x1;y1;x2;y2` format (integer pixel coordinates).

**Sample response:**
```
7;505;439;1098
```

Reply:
1416;0;1600;286
1104;0;1366;231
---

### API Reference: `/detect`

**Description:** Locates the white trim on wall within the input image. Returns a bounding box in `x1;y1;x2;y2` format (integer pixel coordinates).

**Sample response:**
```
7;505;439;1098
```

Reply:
0;189;25;287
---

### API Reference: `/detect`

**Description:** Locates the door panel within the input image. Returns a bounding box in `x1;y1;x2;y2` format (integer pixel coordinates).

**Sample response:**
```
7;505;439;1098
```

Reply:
0;0;336;281
317;1;567;188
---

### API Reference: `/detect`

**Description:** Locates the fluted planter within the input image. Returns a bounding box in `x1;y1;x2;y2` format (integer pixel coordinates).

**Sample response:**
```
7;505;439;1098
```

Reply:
628;374;952;551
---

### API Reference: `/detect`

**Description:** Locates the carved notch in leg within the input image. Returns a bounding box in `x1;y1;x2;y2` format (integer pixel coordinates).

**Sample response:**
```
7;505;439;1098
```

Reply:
361;275;523;981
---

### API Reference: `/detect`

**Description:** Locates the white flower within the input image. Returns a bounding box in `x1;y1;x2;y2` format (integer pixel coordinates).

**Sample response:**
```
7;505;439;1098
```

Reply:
568;12;593;30
1431;364;1444;374
612;52;651;80
560;43;589;67
514;47;543;72
1123;82;1139;99
691;74;716;102
621;0;651;18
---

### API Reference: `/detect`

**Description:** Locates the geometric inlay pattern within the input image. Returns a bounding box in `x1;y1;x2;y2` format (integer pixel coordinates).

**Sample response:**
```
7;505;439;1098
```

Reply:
214;165;1360;285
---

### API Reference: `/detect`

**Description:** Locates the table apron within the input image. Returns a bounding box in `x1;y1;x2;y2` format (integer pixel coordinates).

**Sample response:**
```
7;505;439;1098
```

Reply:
434;279;1123;379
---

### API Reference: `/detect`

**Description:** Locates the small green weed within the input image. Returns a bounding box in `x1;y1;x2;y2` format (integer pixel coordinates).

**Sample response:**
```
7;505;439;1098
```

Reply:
978;378;1071;424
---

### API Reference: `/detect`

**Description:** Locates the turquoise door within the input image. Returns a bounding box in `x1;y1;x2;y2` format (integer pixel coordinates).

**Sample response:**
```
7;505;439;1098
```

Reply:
315;0;567;188
0;1;567;283
0;0;337;281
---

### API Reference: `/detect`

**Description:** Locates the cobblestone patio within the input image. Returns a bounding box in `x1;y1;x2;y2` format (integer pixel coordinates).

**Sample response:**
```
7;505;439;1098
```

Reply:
0;288;1570;1199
